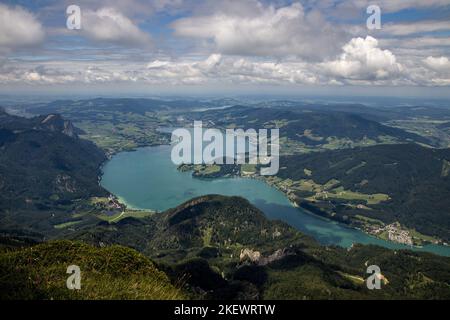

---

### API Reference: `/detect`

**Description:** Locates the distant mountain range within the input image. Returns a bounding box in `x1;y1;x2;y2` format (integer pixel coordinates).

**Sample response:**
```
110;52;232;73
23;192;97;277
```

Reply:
19;98;450;152
192;106;432;147
439;122;450;130
256;102;450;122
24;98;215;116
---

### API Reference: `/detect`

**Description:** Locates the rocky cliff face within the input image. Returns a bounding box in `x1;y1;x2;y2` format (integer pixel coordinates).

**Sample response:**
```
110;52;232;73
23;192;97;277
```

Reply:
39;114;77;138
0;111;78;139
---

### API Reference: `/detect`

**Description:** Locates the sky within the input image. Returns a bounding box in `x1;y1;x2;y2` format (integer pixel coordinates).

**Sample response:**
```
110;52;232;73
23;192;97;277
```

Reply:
0;0;450;98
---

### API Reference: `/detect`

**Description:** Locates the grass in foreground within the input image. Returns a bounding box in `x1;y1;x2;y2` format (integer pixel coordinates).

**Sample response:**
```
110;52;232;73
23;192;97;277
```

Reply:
0;240;184;300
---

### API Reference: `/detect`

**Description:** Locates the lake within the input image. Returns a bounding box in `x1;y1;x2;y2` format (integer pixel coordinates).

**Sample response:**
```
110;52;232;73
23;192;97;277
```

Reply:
100;145;450;257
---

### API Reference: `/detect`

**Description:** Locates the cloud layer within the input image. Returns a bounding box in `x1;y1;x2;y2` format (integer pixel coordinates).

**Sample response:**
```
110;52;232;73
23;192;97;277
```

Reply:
1;36;448;88
0;0;449;91
173;2;345;60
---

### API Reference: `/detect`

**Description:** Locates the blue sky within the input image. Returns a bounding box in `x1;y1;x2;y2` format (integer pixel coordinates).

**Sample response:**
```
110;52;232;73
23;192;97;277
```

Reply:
0;0;450;97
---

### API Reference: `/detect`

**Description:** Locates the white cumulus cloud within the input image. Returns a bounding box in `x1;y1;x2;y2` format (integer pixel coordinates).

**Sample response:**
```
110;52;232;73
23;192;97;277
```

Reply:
172;2;346;60
321;36;403;82
0;4;45;52
424;56;450;72
82;8;152;46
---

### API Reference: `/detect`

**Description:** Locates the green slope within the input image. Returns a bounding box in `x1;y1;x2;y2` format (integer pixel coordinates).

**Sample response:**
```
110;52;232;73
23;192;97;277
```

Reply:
64;195;450;300
192;106;432;147
0;240;184;300
278;143;450;242
0;110;107;234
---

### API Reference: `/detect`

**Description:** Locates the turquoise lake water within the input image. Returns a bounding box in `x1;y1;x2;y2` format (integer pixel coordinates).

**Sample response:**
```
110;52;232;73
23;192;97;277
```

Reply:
100;145;450;257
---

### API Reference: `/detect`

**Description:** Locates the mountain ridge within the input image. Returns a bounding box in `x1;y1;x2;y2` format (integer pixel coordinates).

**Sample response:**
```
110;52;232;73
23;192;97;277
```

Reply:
192;106;432;147
49;196;450;299
0;111;108;234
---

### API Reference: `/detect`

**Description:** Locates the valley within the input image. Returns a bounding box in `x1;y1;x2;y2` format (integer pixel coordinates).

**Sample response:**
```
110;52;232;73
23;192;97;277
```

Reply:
1;98;450;300
2;0;450;304
100;144;450;255
13;98;450;246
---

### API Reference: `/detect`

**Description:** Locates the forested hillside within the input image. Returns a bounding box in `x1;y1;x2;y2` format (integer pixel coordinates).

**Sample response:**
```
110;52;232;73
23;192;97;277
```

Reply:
0;110;107;234
2;196;448;300
193;106;432;147
278;144;450;241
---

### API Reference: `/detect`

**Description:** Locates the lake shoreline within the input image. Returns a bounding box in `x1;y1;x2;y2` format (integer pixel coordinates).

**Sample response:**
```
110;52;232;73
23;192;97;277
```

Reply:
100;145;450;257
177;158;448;249
186;169;446;250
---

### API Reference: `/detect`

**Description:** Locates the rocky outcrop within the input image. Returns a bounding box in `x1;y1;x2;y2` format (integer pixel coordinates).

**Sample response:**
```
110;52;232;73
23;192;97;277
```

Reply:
240;249;262;263
240;248;291;266
39;114;77;138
